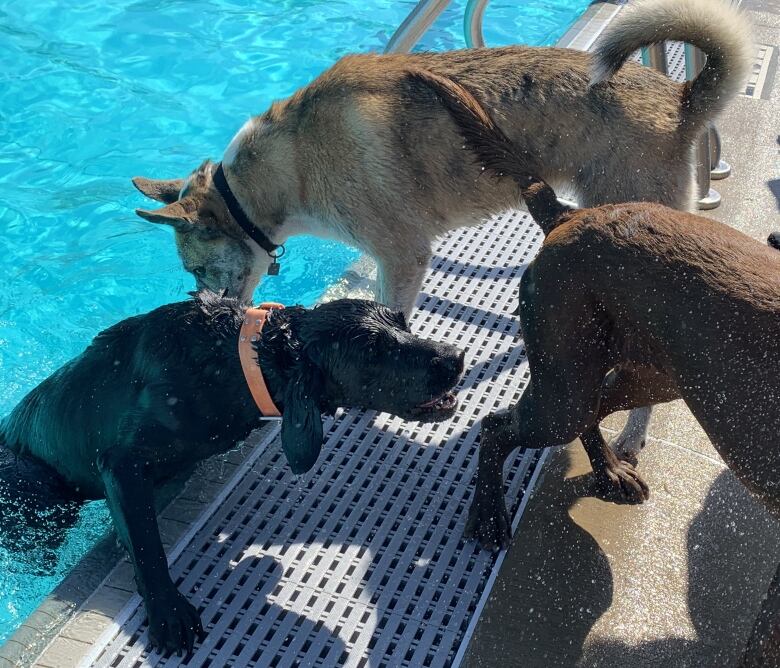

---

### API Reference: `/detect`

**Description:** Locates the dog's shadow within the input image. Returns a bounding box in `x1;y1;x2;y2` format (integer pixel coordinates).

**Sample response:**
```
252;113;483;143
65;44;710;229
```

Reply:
416;293;521;337
462;447;615;667
154;556;347;667
768;178;780;212
767;136;780;212
429;256;530;282
580;469;780;667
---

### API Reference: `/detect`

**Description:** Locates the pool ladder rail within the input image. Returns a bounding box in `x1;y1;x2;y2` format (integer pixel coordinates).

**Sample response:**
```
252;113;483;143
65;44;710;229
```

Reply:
383;0;490;54
386;0;730;210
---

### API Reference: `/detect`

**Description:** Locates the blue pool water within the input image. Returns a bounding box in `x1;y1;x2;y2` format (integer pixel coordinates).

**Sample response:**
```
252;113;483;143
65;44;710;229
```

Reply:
0;0;590;646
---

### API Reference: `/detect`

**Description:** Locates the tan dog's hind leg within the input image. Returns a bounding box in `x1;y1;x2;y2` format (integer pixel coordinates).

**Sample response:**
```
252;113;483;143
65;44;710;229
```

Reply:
600;365;680;465
609;405;652;466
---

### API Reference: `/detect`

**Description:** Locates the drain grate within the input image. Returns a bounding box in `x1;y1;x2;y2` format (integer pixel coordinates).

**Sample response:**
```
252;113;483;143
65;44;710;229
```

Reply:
744;44;777;99
85;210;547;668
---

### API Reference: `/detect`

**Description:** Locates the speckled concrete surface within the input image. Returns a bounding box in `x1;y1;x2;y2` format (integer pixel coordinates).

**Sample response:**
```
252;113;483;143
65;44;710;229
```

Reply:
463;2;780;665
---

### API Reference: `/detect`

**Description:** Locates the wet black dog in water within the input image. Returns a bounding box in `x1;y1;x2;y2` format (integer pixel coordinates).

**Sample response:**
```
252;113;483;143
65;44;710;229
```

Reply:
0;293;463;655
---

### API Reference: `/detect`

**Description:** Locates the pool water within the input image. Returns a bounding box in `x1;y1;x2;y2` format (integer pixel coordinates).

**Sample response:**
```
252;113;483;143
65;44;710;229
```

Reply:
0;0;590;646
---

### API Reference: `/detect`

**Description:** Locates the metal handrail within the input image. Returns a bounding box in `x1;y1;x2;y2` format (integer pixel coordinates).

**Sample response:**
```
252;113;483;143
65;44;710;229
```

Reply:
685;44;724;209
384;0;452;53
384;0;490;53
464;0;490;48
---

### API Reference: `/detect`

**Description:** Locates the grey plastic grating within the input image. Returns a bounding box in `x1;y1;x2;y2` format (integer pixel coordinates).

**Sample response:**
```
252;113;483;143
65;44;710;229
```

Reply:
85;210;547;668
630;41;687;82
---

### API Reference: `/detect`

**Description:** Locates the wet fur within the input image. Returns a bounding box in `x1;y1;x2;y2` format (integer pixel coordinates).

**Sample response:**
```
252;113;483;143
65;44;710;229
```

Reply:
133;0;750;315
0;294;463;655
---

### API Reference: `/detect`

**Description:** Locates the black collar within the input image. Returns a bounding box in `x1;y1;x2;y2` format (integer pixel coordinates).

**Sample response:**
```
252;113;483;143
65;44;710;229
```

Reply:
213;162;280;257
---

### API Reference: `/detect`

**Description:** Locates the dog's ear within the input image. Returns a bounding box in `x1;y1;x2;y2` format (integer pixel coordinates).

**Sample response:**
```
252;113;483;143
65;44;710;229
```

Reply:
135;201;193;232
132;176;185;204
280;354;324;475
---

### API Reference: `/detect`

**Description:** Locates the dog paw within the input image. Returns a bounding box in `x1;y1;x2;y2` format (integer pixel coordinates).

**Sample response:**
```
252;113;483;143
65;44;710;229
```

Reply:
146;590;204;657
608;433;644;468
594;459;650;504
465;491;512;552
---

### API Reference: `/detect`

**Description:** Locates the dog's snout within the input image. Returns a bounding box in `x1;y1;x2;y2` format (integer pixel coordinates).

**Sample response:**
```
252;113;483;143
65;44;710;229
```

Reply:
433;349;465;377
455;349;465;373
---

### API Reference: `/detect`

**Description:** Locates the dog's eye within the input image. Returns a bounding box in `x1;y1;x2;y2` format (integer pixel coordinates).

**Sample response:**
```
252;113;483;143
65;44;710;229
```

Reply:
193;268;206;280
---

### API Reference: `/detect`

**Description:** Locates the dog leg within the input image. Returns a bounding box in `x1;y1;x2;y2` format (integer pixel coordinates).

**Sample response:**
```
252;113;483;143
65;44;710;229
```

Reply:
741;561;780;667
608;405;652;467
0;449;83;572
465;262;619;550
466;370;606;551
581;426;650;503
375;247;431;319
465;409;518;551
598;364;680;477
98;446;203;656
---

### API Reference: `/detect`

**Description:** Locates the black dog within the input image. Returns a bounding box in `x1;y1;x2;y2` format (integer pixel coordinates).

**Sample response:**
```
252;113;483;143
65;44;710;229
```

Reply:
0;294;463;654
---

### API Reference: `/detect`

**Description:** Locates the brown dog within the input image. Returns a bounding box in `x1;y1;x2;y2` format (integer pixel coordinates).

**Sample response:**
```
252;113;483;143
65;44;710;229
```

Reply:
417;68;780;665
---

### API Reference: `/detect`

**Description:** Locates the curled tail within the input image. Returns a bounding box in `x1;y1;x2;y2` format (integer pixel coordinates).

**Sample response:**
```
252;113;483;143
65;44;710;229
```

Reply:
591;0;751;130
407;69;571;235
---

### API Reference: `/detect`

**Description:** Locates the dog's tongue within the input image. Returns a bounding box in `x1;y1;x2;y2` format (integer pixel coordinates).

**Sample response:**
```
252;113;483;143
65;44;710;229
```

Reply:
418;391;456;409
418;396;441;408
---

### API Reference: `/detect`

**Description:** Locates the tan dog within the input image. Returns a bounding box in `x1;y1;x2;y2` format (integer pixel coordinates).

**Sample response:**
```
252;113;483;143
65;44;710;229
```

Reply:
133;0;750;316
423;64;780;666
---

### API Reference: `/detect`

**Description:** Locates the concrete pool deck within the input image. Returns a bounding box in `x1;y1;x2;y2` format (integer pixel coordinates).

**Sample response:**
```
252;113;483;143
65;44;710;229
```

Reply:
2;1;779;666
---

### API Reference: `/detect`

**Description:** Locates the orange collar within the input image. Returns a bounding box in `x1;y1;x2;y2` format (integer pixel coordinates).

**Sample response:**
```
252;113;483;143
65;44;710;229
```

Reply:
239;302;285;418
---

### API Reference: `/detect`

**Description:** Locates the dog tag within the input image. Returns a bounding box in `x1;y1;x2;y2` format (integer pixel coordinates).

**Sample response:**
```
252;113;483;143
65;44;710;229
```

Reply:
267;245;284;275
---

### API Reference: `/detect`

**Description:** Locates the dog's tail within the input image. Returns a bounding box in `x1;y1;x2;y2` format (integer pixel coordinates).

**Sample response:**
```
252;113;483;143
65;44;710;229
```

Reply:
407;69;571;235
591;0;751;130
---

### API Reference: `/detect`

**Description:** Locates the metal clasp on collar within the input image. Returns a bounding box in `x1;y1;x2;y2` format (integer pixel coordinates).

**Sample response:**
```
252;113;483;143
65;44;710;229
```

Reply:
267;245;286;276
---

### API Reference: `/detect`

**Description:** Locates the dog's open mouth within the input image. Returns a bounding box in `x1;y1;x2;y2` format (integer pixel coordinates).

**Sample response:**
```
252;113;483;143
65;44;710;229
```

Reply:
409;390;458;419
